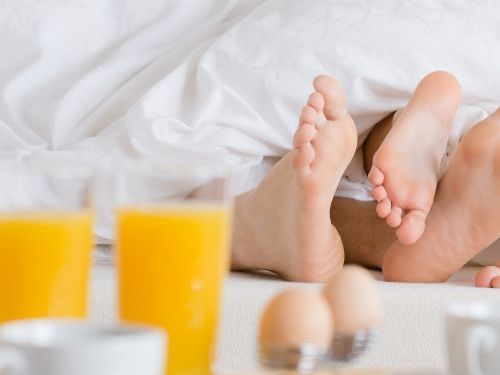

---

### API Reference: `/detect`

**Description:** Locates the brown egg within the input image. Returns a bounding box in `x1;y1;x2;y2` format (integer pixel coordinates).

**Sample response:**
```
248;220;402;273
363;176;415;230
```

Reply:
259;288;334;350
323;265;382;334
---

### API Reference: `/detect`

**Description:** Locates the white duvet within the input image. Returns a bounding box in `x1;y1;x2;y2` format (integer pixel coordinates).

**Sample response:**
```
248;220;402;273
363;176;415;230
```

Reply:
0;0;499;262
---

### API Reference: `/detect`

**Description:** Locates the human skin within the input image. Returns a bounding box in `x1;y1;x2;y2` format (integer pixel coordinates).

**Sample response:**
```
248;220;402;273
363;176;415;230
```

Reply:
230;76;358;282
230;74;500;285
230;77;397;281
383;109;500;284
368;72;462;246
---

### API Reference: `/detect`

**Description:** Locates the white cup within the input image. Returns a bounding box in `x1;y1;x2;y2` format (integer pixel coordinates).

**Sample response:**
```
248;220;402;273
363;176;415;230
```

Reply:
446;301;500;375
0;319;167;375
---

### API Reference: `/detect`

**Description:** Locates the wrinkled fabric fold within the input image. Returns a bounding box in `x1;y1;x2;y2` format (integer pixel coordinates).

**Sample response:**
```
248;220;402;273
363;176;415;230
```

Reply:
1;0;499;261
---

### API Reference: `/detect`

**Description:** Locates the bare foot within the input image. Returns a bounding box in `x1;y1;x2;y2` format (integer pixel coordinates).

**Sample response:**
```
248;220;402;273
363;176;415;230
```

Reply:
383;109;500;283
231;76;357;282
369;71;462;245
476;261;500;288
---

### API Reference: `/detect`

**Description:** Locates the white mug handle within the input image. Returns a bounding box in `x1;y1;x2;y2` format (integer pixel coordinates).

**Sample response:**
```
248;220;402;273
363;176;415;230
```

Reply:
467;324;497;375
0;349;27;374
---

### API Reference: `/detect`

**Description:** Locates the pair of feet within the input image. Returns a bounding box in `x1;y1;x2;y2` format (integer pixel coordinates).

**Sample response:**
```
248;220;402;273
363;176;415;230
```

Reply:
233;73;500;286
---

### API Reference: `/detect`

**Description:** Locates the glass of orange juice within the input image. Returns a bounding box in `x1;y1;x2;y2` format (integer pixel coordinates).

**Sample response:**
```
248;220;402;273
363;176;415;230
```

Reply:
0;156;94;323
115;160;232;375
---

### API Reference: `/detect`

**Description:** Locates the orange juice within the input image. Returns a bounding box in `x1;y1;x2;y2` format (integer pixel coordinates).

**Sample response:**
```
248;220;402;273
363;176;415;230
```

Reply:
117;204;231;375
0;211;93;322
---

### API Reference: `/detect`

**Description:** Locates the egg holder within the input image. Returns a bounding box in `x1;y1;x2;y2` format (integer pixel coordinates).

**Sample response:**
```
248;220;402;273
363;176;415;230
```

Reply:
259;342;324;373
258;266;382;373
259;329;377;372
329;329;376;362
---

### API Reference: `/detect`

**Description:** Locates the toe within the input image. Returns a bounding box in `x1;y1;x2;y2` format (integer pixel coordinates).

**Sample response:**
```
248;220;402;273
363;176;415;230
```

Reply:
312;75;347;120
396;210;427;245
307;92;325;113
475;266;500;288
386;206;403;228
372;185;387;201
368;166;384;186
492;276;500;288
300;106;319;125
292;142;315;172
376;198;392;218
293;123;317;147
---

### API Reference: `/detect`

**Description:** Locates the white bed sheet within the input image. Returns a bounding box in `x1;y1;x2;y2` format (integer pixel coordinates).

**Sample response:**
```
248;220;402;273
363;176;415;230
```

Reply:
90;264;500;372
1;0;499;261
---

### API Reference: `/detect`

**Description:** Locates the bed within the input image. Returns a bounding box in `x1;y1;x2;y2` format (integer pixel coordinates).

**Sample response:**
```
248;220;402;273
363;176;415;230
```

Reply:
3;1;500;370
90;264;500;373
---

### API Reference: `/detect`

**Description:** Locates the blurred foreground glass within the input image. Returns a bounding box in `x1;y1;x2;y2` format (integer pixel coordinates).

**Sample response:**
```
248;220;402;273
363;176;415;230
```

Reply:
115;161;232;375
0;158;94;322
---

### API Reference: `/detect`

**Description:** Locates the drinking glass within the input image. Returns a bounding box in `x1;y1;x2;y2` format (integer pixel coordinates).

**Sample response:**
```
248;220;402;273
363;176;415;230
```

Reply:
115;160;232;375
0;157;94;322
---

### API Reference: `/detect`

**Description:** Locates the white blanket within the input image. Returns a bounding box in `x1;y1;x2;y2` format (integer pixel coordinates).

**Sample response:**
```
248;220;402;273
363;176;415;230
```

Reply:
1;0;499;261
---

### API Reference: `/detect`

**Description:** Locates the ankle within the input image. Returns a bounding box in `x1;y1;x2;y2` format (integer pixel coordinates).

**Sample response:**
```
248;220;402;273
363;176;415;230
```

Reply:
230;191;252;270
230;190;269;271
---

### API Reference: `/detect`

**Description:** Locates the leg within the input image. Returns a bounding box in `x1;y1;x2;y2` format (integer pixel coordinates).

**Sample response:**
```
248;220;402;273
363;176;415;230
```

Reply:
383;109;500;282
231;76;357;282
368;71;462;245
233;193;394;279
331;198;395;268
363;113;393;173
336;113;398;268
